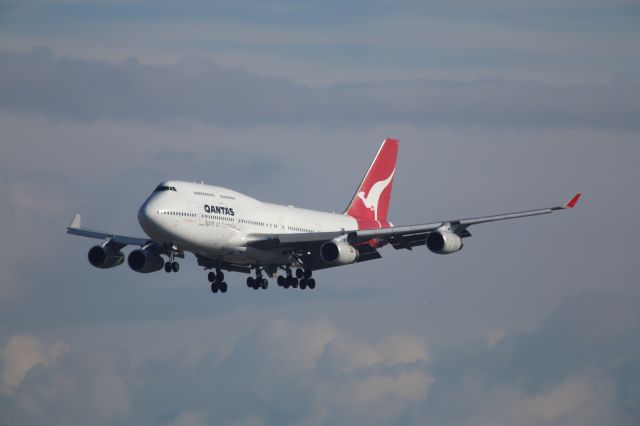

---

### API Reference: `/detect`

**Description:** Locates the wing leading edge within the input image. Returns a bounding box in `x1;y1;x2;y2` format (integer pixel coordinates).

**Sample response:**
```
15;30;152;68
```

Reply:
246;193;582;253
66;214;151;247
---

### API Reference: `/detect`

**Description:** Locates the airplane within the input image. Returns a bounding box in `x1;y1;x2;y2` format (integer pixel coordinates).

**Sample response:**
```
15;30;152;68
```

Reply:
66;138;581;294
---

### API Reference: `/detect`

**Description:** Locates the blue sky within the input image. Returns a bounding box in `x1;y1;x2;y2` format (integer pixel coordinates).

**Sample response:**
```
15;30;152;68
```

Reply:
1;1;640;425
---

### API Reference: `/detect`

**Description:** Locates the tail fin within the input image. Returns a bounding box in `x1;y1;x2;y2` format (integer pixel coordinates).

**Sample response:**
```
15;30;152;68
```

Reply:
344;138;398;226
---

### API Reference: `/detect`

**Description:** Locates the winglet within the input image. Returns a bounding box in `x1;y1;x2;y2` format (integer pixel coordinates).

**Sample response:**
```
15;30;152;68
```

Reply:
564;193;582;209
68;214;82;229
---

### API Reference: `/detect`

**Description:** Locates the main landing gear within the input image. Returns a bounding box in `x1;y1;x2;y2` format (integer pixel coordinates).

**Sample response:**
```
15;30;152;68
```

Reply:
208;269;228;293
276;268;315;290
247;268;268;290
207;265;316;293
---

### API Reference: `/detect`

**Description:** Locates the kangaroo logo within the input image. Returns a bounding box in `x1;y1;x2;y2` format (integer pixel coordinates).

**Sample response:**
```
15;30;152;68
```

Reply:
357;169;395;220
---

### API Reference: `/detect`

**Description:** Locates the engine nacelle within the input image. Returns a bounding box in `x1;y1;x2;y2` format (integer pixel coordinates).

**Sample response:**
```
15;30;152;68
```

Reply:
128;248;164;273
88;243;125;269
320;239;359;265
426;230;463;254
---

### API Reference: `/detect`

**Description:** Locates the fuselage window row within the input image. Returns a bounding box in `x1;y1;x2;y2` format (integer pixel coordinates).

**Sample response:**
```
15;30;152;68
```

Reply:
240;219;271;227
158;210;314;231
286;226;313;233
159;211;197;218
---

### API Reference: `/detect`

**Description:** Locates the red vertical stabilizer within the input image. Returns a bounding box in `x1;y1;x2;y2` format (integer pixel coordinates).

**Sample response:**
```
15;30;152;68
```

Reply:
344;138;399;229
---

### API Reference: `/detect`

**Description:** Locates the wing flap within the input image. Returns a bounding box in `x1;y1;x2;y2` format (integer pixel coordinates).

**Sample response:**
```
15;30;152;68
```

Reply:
357;250;382;262
246;231;346;249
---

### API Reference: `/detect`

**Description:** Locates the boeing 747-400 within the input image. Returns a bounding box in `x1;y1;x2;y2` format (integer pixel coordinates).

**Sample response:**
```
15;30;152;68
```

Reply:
67;139;581;293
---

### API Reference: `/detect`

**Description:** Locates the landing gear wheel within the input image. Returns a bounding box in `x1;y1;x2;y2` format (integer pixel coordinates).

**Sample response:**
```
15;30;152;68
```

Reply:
210;282;219;293
247;277;254;288
219;282;228;293
277;276;285;287
208;271;217;282
295;268;305;279
292;278;299;289
308;278;316;289
172;262;180;273
165;262;172;273
261;279;268;289
216;271;225;282
299;279;307;290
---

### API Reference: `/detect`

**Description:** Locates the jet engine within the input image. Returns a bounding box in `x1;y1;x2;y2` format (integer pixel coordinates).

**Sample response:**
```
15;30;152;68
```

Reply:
320;239;359;265
128;247;165;273
87;242;125;269
426;230;463;254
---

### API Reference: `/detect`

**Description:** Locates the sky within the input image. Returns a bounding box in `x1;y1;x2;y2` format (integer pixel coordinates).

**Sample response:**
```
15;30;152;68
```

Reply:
1;1;640;425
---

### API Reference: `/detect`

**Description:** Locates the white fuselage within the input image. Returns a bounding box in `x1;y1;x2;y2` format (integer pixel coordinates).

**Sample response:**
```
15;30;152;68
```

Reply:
138;180;357;265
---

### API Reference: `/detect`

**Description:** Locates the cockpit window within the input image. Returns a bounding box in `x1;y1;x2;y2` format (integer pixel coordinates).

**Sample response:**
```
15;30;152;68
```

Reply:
154;185;177;192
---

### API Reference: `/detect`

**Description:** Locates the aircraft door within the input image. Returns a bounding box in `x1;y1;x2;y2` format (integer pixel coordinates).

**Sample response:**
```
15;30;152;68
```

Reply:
189;200;206;228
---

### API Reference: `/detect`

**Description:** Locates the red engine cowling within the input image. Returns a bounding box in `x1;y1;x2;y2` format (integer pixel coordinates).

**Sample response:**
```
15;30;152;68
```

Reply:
426;230;463;254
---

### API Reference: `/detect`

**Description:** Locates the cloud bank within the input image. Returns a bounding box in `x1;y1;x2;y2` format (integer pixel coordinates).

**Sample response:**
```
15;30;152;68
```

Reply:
0;320;433;426
1;293;638;426
1;48;638;128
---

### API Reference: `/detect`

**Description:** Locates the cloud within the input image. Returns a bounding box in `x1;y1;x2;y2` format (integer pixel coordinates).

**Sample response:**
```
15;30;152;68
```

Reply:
1;47;638;128
204;319;433;425
420;292;640;426
317;334;429;375
2;293;640;426
0;335;68;394
486;292;640;389
0;338;131;426
437;372;628;426
0;319;432;426
166;410;211;426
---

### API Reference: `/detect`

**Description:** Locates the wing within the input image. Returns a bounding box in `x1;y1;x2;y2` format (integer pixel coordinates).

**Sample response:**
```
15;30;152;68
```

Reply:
356;193;582;250
65;214;151;247
246;193;581;262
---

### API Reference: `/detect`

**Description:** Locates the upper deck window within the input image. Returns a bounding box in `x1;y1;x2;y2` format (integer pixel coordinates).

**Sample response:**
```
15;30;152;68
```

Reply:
154;185;177;192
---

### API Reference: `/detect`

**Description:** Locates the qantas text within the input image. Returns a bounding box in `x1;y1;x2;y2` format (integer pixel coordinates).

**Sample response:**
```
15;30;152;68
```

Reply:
204;205;235;216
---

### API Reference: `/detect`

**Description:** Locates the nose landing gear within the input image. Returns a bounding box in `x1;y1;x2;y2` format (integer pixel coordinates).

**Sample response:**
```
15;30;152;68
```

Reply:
164;249;181;273
164;261;180;272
